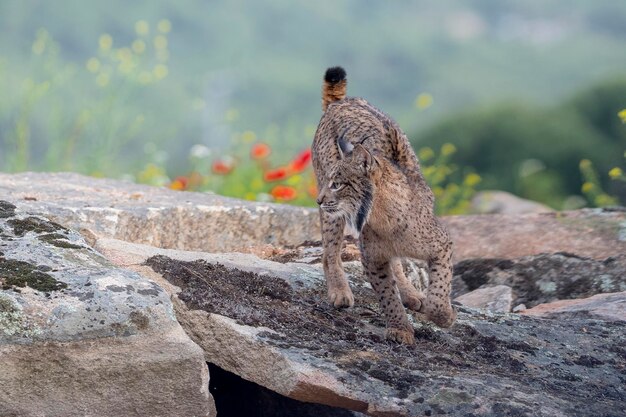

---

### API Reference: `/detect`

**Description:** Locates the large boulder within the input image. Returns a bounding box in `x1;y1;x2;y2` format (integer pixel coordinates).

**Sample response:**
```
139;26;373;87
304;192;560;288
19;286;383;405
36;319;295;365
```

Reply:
96;237;626;417
2;173;626;261
0;202;214;417
452;253;626;308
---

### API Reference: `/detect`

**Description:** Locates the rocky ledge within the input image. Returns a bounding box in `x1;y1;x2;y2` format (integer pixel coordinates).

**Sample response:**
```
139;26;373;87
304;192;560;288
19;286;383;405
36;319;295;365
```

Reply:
1;172;625;417
97;237;626;417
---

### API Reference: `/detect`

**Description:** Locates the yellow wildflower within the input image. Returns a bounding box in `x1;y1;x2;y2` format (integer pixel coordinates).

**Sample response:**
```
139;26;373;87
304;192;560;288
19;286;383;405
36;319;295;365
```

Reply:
608;167;623;179
135;20;149;36
463;173;481;187
581;182;594;193
86;58;100;73
441;143;457;156
415;93;433;110
99;34;113;51
157;19;172;33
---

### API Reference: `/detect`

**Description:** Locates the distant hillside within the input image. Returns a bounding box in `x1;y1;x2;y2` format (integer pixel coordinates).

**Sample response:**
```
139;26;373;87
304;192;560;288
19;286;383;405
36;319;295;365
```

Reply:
1;0;626;173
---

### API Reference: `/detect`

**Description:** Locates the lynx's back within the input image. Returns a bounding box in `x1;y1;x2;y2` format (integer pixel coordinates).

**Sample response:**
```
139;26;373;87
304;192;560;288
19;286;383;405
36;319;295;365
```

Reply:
312;67;432;203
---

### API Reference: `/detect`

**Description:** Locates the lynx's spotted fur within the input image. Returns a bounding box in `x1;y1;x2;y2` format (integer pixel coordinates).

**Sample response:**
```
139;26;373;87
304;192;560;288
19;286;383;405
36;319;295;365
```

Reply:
312;67;456;344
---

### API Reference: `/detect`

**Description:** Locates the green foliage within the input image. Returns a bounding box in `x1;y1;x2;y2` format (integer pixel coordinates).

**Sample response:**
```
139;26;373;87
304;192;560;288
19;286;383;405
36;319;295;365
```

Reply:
418;144;481;215
579;109;626;207
579;159;618;207
0;25;182;176
412;80;626;209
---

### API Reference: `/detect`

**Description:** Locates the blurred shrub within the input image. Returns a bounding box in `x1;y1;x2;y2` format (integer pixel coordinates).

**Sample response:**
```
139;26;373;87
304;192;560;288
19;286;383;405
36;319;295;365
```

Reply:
579;109;626;207
412;79;626;208
0;22;182;176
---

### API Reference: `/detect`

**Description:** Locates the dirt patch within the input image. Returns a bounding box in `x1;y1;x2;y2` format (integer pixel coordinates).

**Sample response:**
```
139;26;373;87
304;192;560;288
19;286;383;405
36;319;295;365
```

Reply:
146;255;626;415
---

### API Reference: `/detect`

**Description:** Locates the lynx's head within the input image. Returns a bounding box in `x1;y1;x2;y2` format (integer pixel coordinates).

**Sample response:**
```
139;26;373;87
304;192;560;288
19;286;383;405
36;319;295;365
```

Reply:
316;137;379;233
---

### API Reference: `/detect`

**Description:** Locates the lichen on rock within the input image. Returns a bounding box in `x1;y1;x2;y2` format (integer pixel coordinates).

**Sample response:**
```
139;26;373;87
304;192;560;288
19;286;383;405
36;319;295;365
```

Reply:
7;216;68;237
0;257;68;292
0;201;16;218
37;233;83;249
0;293;41;338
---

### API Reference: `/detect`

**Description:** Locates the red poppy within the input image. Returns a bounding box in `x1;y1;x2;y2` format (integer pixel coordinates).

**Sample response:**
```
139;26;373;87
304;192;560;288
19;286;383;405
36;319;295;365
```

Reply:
169;176;189;191
251;143;271;160
263;167;288;182
212;159;234;175
289;148;312;173
271;185;297;201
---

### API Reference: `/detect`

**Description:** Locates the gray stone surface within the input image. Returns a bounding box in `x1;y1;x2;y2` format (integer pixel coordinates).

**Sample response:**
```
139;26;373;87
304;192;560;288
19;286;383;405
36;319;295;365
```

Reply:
98;237;626;417
2;173;626;262
454;285;513;313
0;202;214;417
452;253;626;308
470;190;554;214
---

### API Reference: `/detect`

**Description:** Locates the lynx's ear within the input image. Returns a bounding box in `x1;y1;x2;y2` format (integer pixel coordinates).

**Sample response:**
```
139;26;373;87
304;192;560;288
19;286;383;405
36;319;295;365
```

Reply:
352;144;374;172
337;134;354;159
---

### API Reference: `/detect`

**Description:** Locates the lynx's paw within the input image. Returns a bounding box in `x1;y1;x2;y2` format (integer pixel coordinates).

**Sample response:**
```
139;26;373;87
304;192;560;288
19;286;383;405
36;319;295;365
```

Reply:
398;286;425;312
422;299;457;328
385;327;415;345
328;285;355;308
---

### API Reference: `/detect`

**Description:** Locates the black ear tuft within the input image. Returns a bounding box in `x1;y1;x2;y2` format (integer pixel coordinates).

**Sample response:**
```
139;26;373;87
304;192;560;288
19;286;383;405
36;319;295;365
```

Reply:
324;67;347;84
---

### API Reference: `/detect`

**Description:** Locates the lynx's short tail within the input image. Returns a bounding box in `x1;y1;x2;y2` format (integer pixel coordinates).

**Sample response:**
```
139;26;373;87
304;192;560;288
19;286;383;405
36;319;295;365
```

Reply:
322;66;347;111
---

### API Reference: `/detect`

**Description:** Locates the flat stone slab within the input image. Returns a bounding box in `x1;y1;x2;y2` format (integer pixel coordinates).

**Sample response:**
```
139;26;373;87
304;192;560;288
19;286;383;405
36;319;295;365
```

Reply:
2;173;625;261
0;202;214;416
98;237;626;417
454;285;513;313
522;292;626;322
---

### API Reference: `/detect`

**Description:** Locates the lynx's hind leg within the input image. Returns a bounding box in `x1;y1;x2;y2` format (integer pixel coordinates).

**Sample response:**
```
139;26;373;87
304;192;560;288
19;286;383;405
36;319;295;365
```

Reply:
391;258;425;312
422;242;456;328
320;209;354;308
361;250;414;345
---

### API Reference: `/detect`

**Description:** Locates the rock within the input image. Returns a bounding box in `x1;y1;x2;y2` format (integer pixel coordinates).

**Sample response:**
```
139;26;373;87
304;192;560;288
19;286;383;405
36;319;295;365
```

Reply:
0;172;319;252
2;173;626;261
454;285;513;313
443;209;626;261
97;237;626;417
521;292;626;322
452;253;626;308
512;304;527;313
0;202;214;417
470;190;554;214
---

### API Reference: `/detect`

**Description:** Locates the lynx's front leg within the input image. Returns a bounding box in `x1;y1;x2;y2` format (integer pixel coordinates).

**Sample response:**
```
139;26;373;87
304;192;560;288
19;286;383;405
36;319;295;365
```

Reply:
320;209;354;308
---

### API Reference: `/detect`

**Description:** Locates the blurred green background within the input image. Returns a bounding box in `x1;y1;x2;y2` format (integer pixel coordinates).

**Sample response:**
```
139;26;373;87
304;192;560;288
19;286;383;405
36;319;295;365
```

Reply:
1;0;625;210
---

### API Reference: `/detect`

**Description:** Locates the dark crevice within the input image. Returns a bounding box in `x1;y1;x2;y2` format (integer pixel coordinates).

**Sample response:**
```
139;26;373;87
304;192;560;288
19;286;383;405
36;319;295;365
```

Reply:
208;362;361;417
